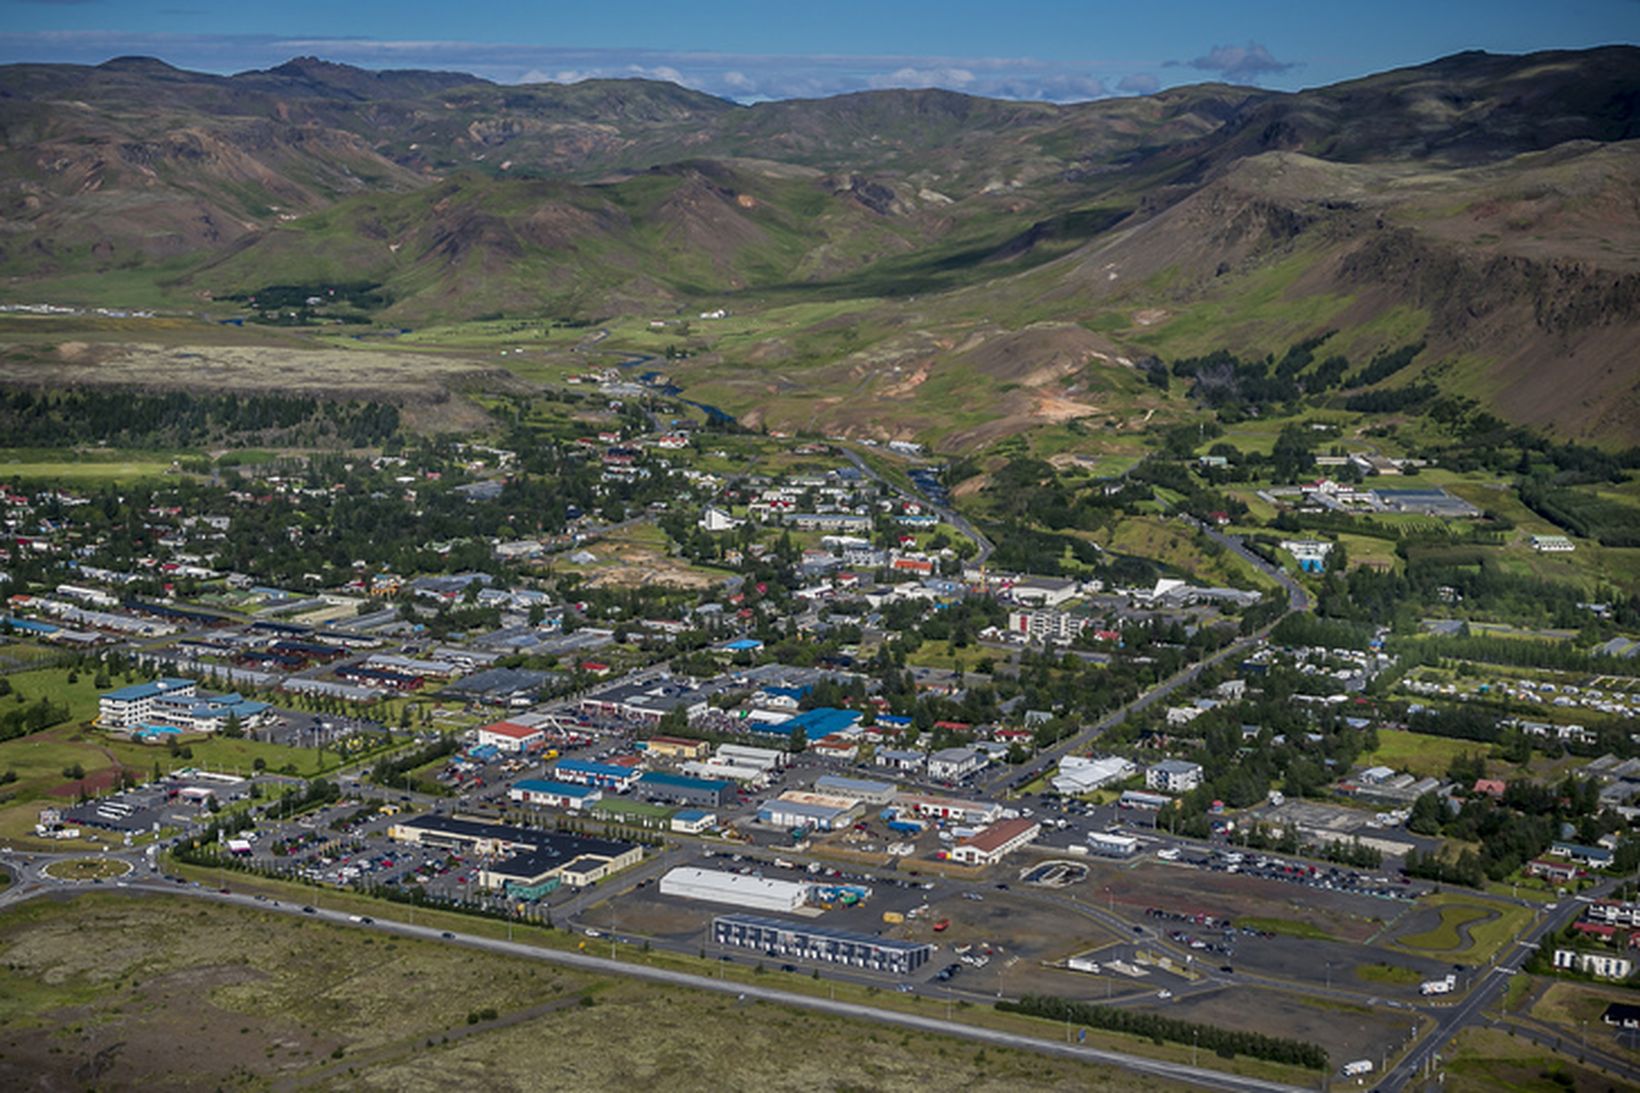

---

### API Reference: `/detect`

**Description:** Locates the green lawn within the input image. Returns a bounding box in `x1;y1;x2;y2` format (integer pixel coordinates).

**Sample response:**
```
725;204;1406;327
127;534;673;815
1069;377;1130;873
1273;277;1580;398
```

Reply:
1358;730;1492;779
0;450;181;483
1394;894;1535;965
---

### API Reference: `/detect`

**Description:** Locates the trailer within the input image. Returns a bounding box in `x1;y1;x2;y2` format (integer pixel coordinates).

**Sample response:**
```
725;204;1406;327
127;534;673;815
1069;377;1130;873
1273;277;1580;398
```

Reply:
1420;973;1456;996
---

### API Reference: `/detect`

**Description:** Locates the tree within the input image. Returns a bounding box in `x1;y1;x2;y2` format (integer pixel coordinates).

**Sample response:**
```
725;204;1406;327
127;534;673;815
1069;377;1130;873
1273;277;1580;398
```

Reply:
1407;790;1444;836
62;762;86;781
222;711;244;739
788;725;808;754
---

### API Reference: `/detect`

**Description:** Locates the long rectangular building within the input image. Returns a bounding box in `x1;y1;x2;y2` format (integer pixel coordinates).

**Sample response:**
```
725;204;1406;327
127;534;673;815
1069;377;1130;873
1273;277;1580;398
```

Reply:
386;813;640;890
712;914;933;976
660;866;809;912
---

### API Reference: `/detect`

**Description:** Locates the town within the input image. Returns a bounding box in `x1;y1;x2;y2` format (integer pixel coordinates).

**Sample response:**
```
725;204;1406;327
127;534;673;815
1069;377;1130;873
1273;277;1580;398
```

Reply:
1;371;1637;1092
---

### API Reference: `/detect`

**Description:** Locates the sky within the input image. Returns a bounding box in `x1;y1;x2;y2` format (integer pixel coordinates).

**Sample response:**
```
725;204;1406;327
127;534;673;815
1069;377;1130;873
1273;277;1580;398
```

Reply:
1;0;1636;102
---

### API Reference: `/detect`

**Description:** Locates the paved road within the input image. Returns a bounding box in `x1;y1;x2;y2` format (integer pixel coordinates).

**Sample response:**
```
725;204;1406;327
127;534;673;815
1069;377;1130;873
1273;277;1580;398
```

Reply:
841;448;994;565
982;519;1309;798
109;877;1307;1093
1380;881;1623;1091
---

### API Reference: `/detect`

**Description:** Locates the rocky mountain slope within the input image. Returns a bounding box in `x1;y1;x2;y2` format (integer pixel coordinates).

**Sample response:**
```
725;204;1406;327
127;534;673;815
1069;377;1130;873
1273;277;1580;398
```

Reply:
1;47;1637;443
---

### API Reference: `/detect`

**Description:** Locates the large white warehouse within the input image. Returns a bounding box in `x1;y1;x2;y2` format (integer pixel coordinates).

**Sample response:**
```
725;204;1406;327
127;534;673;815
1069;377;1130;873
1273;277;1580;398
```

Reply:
658;866;809;912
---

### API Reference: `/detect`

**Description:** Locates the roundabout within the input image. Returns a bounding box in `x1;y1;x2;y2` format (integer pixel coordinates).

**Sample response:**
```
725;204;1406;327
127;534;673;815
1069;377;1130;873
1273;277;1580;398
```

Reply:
42;857;134;882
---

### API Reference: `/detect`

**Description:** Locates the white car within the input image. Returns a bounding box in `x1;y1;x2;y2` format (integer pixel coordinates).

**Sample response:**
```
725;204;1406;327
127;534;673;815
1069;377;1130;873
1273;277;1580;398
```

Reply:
1157;990;1173;1000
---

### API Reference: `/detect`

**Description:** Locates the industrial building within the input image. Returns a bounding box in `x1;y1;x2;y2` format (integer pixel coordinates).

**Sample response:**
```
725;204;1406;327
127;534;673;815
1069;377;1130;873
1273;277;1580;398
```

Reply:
895;793;1001;826
755;706;861;742
475;720;545;754
552;758;642;791
758;790;861;831
1087;831;1140;858
813;774;896;804
639;735;711;759
1052;756;1135;795
386;814;641;890
670;808;717;834
927;746;986;780
681;758;770;785
635;770;735;807
715;743;787;770
508;779;602;810
712;914;933;976
948;817;1041;866
660;866;809;912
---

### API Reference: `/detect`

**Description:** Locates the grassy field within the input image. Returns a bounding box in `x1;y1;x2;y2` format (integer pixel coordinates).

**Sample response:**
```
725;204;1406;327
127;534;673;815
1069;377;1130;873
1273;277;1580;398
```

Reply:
1354;962;1423;986
1443;1025;1612;1093
1358;730;1492;779
1238;916;1340;943
1394;894;1535;965
0;892;1197;1092
156;858;1318;1087
1530;981;1640;1051
0;450;182;483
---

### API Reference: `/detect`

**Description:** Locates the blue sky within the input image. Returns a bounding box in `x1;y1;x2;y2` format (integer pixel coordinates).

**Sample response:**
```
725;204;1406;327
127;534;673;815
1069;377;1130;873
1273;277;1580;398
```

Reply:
2;0;1635;101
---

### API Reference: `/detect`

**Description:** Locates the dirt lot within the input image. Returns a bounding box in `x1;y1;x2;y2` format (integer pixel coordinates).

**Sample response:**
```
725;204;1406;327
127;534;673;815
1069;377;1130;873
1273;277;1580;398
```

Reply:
1085;859;1403;945
1155;986;1422;1067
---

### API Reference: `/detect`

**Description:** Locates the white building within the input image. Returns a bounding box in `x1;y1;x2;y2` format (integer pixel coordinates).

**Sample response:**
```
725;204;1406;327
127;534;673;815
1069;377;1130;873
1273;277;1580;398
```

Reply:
98;678;197;728
927;746;986;781
1087;831;1140;858
1007;608;1090;645
1146;760;1203;794
1531;535;1575;553
699;506;742;533
659;866;808;912
1553;949;1632;979
949;818;1041;866
1052;756;1136;795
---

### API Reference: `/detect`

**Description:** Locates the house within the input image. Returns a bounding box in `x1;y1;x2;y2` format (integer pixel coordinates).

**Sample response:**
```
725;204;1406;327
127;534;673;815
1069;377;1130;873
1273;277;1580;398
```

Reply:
1602;1002;1640;1029
948;818;1041;866
1146;759;1203;794
1525;858;1581;883
1472;778;1507;798
1550;842;1614;867
926;746;985;781
699;506;742;533
1553;949;1633;979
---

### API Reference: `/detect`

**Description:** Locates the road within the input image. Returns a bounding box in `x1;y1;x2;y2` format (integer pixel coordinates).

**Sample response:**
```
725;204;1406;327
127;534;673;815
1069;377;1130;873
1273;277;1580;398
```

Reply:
982;518;1309;798
73;873;1307;1093
1380;879;1630;1091
840;448;994;565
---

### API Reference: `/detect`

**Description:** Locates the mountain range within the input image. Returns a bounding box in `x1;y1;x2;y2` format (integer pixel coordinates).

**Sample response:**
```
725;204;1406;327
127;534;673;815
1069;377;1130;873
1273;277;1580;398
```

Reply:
2;47;1638;444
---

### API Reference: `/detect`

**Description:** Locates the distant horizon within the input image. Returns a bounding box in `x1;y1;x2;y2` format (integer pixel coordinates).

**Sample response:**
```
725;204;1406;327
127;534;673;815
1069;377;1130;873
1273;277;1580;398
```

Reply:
1;0;1636;104
6;41;1639;107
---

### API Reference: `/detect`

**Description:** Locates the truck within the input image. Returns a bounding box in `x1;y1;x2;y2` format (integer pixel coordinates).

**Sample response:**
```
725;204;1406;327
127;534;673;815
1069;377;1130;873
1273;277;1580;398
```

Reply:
1342;1060;1374;1077
887;819;925;835
1420;973;1456;996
